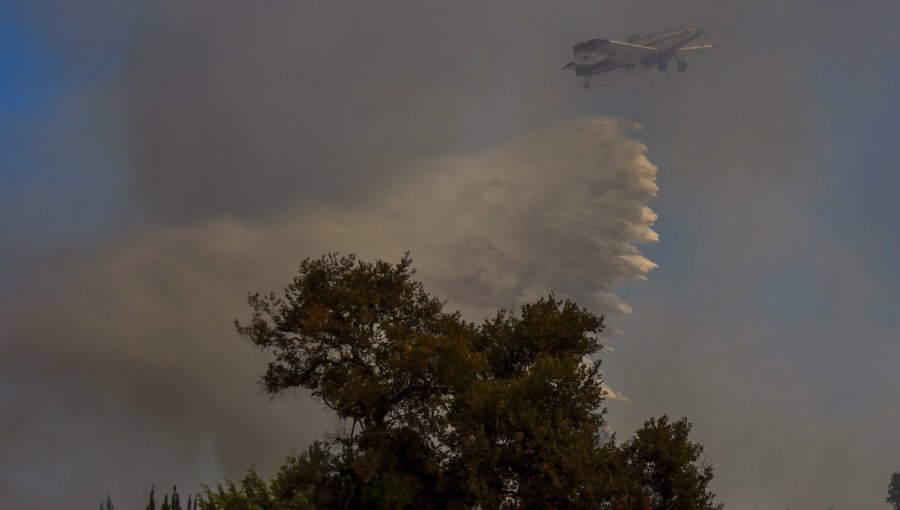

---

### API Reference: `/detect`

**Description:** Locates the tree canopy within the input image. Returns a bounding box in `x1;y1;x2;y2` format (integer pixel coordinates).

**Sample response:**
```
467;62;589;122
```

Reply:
888;472;900;510
212;253;720;509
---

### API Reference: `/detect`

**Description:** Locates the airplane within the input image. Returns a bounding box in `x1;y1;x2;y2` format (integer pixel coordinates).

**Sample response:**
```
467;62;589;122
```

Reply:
562;26;716;88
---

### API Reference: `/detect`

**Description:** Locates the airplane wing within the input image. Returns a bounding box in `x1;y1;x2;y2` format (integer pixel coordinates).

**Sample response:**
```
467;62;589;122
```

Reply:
573;39;658;67
677;43;717;54
600;40;659;64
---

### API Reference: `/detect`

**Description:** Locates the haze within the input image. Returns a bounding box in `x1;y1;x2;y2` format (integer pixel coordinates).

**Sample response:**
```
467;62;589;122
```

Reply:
1;1;899;509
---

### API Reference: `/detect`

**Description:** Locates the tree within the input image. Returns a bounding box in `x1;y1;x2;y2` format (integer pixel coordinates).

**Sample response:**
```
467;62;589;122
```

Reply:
145;485;156;510
100;494;114;510
267;442;339;510
445;298;611;508
199;470;276;510
610;416;720;510
172;486;182;510
888;471;900;510
226;253;719;509
236;254;482;507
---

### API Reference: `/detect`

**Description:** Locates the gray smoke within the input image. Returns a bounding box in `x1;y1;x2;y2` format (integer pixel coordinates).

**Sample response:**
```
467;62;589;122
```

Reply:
4;1;900;509
0;115;658;509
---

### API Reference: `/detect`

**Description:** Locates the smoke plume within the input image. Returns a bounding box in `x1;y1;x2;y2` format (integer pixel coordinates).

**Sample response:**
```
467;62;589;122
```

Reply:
0;116;657;509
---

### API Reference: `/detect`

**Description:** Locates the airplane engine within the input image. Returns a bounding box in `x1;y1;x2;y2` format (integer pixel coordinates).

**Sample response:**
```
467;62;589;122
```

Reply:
626;33;642;43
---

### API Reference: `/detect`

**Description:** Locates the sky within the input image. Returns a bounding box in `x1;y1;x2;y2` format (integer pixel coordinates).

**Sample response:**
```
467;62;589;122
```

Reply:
1;1;899;509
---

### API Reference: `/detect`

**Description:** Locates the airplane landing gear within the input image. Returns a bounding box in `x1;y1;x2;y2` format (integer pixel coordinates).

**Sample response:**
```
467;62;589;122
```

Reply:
583;79;590;89
657;62;668;71
677;60;688;72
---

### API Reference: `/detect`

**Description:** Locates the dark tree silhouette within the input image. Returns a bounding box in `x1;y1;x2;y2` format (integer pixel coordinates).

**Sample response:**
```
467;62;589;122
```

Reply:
193;253;723;509
610;416;721;510
888;471;900;510
145;485;156;510
99;494;114;510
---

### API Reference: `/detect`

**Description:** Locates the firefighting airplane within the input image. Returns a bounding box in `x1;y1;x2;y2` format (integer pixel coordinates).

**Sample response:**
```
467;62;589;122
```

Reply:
563;26;716;88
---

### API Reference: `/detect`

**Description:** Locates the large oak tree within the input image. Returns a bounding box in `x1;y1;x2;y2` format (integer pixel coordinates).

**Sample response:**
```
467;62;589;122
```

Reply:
211;254;720;510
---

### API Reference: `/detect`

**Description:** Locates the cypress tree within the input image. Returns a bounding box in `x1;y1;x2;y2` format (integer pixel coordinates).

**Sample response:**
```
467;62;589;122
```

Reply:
145;485;156;510
161;493;170;510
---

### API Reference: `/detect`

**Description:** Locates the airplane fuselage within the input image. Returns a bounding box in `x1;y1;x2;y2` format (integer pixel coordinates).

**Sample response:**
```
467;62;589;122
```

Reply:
564;26;713;83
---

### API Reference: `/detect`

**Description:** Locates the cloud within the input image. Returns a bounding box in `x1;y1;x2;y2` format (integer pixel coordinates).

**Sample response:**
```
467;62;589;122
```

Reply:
0;116;657;509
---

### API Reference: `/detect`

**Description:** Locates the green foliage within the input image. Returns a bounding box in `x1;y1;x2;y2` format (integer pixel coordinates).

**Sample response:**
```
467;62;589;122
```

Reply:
236;254;480;431
609;416;720;510
224;253;720;509
446;300;609;509
888;472;900;510
199;470;286;510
